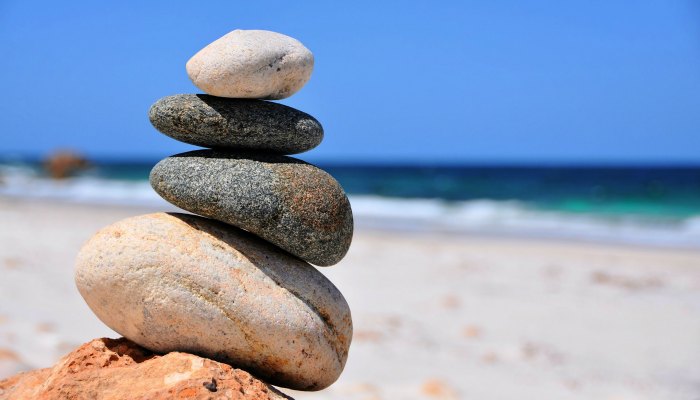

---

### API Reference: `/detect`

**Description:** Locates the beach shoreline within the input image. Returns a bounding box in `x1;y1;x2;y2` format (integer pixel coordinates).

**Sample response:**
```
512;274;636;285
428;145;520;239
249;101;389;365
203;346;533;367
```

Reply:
3;161;700;252
2;195;699;252
1;198;699;399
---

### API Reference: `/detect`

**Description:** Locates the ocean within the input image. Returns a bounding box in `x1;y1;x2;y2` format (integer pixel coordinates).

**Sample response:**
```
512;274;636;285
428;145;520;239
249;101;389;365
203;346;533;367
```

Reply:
1;159;699;248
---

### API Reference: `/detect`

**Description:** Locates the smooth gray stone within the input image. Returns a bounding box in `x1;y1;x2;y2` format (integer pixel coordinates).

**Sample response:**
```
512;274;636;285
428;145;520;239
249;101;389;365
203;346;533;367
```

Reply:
150;150;353;266
148;94;323;154
75;212;352;391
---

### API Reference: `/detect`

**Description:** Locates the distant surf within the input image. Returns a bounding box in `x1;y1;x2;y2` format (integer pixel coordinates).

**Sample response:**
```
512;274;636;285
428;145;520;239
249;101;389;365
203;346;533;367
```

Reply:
1;160;699;249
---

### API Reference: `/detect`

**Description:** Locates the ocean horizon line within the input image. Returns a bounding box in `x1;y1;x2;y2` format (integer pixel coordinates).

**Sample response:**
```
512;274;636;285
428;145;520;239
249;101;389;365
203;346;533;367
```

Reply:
2;153;700;169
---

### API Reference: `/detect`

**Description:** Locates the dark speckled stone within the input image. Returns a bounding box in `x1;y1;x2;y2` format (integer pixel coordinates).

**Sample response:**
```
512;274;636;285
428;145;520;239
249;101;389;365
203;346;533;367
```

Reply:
150;150;353;266
148;94;323;154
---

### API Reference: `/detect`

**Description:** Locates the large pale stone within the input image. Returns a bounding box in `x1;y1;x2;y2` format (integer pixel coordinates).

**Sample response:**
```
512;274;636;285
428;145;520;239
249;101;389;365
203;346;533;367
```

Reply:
150;150;354;266
74;213;352;391
0;337;292;400
186;30;314;99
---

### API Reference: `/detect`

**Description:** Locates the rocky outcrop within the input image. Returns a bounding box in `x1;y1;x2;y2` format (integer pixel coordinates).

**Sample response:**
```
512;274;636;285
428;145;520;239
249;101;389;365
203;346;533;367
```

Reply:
0;338;292;400
43;150;89;179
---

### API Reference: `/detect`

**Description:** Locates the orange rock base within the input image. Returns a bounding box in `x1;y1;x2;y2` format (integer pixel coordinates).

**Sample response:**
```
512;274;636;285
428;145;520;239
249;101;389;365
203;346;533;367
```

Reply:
0;338;291;400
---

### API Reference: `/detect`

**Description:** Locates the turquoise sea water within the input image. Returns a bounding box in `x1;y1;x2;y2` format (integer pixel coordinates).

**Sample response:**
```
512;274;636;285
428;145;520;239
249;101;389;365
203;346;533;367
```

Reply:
1;159;699;247
326;165;700;219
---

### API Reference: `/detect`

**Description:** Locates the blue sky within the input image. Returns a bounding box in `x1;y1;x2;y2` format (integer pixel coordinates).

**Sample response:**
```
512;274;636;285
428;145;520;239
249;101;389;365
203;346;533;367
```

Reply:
1;1;699;163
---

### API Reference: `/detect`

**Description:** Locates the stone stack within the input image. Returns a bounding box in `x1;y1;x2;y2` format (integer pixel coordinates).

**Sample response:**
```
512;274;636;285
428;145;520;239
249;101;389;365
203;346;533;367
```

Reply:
75;30;353;392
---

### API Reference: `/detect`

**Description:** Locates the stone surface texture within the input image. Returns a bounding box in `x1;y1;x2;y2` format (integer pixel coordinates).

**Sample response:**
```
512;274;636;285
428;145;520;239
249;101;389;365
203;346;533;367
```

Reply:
186;30;313;100
74;213;352;391
0;337;292;400
149;94;323;154
150;150;353;266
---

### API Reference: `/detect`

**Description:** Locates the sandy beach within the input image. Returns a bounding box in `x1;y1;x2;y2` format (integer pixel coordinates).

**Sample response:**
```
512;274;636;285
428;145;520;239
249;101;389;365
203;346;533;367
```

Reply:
0;197;699;399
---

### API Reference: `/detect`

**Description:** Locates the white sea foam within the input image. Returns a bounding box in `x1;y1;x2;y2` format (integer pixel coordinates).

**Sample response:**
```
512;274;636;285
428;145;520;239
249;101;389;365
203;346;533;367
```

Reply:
350;196;700;248
0;166;165;207
1;166;698;249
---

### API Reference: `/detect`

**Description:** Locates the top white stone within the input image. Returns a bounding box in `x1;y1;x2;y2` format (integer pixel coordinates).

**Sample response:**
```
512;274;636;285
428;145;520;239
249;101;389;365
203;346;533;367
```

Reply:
186;30;314;100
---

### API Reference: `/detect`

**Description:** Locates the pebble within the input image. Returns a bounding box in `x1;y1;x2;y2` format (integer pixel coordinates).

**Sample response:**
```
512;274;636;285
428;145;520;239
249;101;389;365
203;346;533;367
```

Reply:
149;94;323;154
186;30;313;99
149;150;353;266
74;212;352;391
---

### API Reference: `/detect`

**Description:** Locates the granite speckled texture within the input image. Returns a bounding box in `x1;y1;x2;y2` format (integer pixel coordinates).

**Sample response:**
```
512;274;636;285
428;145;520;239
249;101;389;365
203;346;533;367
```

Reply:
148;94;323;154
75;213;352;391
186;30;313;99
150;150;353;266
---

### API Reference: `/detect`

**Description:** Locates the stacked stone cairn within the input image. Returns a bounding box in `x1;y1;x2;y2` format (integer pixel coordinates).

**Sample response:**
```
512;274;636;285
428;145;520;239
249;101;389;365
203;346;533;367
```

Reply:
75;30;353;392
